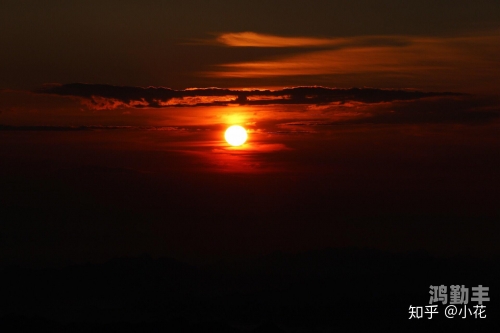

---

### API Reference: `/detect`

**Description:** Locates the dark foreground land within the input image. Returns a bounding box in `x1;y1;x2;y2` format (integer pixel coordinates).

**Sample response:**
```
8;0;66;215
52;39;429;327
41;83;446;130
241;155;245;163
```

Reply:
1;248;498;332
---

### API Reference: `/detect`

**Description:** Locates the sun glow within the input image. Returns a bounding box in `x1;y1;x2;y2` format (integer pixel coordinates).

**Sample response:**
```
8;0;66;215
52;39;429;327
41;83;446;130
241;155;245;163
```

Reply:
225;125;248;146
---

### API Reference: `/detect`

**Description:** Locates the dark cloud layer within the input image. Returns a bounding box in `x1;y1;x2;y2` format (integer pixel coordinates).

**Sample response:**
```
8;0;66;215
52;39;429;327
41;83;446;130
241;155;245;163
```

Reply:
38;83;461;109
0;125;186;132
283;97;500;126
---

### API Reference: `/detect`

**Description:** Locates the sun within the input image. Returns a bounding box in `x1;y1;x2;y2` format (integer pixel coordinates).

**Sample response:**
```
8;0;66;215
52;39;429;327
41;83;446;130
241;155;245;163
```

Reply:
225;125;248;146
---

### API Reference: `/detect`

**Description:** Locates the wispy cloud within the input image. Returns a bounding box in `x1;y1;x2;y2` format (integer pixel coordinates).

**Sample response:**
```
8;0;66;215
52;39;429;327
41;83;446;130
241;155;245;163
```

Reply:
207;32;500;93
279;96;500;126
215;32;411;48
212;35;499;76
216;32;335;47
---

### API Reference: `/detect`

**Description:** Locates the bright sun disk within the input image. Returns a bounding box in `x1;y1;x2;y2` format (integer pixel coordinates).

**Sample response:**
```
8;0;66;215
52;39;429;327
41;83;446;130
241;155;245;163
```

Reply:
225;125;248;146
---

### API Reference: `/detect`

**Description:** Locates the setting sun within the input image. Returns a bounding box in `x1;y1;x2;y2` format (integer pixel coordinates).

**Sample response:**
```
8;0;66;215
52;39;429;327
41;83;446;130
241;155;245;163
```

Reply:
225;125;248;146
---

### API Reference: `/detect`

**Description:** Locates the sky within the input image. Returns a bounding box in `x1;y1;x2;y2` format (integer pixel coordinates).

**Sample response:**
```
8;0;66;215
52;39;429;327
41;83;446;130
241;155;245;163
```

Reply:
1;0;500;266
1;0;500;91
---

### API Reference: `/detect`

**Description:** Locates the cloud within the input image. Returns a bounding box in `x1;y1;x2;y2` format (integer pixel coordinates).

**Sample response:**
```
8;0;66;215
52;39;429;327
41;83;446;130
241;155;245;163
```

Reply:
36;83;239;109
37;83;460;109
279;96;500;126
0;125;186;131
207;32;500;93
211;35;499;76
214;32;412;48
216;32;336;47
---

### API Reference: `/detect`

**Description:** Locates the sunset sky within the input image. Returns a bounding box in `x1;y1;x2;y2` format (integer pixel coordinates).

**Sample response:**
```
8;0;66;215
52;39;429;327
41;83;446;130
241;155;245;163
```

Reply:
1;0;500;266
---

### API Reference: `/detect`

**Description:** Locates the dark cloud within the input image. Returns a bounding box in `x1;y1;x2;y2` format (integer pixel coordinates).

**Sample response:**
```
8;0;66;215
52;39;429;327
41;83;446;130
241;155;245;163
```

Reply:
0;125;200;132
283;96;500;126
360;96;500;124
37;83;461;109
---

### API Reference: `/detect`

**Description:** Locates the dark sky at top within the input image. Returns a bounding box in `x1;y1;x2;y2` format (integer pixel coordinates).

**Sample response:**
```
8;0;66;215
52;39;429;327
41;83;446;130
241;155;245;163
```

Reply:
1;0;500;89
